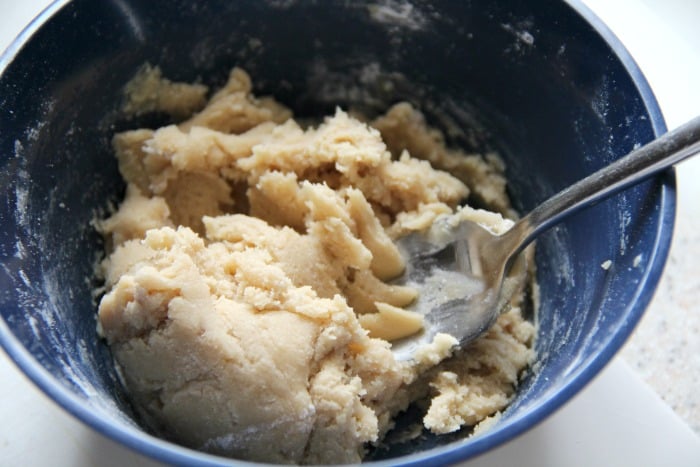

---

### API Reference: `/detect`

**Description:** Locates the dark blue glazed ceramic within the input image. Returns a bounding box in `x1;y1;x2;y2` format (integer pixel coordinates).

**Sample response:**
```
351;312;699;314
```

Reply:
0;0;672;465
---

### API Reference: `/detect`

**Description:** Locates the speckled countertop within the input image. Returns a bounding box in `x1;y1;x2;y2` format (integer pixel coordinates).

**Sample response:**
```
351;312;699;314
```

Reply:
585;0;700;436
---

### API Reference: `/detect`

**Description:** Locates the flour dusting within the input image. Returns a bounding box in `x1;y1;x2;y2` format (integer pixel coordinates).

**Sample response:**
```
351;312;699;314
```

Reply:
368;0;429;31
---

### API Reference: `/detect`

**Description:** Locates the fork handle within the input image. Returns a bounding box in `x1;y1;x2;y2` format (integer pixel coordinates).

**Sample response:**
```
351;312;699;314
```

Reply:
515;115;700;249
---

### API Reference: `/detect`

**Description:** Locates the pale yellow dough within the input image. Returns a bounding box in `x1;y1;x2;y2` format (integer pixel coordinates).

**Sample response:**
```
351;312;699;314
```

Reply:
97;67;535;464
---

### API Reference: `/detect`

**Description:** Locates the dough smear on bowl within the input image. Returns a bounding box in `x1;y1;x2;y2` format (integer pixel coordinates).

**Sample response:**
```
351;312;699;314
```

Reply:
96;66;536;464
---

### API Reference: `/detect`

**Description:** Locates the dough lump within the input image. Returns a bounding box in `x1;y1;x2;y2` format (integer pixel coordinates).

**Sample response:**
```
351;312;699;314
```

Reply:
97;67;535;464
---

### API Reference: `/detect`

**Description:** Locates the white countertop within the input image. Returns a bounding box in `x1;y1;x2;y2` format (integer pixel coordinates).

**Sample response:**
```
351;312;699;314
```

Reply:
1;1;699;466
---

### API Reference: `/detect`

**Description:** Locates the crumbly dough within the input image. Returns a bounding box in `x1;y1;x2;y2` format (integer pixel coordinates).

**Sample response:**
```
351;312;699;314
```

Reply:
97;67;535;464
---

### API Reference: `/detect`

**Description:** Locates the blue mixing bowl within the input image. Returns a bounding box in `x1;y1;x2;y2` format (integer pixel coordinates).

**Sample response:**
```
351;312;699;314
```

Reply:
0;0;673;465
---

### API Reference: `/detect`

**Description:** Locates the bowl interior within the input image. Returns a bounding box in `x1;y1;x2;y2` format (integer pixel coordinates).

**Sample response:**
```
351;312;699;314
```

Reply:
0;0;671;464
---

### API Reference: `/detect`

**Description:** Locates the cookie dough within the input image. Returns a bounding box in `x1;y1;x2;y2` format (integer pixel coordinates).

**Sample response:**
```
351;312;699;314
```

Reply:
97;66;535;464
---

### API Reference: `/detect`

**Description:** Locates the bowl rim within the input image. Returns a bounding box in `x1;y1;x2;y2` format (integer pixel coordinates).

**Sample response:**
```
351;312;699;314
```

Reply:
0;0;675;465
